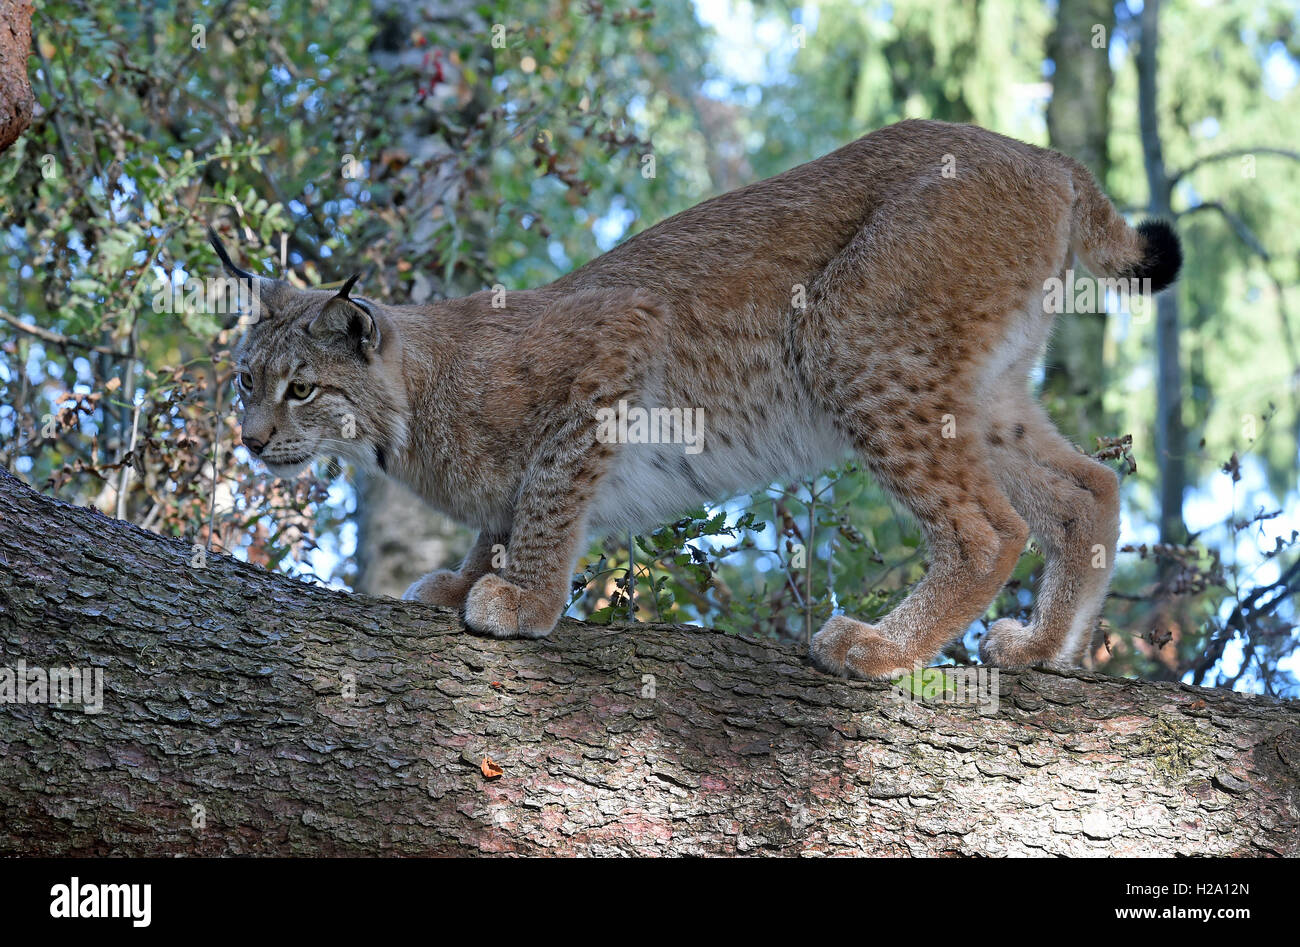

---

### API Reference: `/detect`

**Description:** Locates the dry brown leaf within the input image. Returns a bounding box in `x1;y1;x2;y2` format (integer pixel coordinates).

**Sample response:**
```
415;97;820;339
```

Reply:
481;756;503;779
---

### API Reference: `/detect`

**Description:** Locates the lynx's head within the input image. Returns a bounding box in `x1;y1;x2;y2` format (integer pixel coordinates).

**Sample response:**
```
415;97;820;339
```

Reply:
212;231;409;479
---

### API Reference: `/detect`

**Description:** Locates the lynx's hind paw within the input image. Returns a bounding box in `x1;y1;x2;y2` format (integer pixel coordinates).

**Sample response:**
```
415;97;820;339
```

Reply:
979;618;1072;669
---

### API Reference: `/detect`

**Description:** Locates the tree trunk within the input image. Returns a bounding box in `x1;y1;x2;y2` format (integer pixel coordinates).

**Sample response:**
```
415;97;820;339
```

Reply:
1137;0;1188;547
349;0;485;593
1;467;1297;856
0;0;35;153
1043;0;1114;442
354;472;467;598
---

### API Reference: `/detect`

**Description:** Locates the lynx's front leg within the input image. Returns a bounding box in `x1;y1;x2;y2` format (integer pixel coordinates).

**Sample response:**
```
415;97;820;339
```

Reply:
463;428;612;639
462;286;658;639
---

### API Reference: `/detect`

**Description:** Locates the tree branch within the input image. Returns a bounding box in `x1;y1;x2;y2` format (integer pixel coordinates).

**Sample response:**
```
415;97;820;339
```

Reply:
1178;201;1298;369
1171;146;1300;186
1;468;1298;856
0;307;118;355
1178;201;1270;259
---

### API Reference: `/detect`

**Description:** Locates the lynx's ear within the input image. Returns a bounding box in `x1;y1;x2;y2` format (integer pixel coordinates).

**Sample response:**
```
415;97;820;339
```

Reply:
307;275;380;354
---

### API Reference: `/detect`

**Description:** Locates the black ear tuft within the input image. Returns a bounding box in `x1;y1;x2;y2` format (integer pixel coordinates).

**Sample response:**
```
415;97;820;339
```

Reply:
208;227;258;282
1131;220;1183;293
208;226;288;328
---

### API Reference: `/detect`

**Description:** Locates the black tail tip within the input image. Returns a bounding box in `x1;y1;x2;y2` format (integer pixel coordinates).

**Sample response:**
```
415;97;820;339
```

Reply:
1132;219;1182;293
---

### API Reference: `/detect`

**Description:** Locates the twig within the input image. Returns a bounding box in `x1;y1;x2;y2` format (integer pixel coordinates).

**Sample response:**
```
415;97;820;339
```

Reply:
626;530;636;622
1178;202;1269;259
1171;146;1300;185
0;308;117;355
115;398;141;521
1178;201;1298;371
805;484;816;646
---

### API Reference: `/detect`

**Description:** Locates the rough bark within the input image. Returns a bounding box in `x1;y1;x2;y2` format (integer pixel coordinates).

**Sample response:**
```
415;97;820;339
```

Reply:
0;0;35;154
1;467;1297;856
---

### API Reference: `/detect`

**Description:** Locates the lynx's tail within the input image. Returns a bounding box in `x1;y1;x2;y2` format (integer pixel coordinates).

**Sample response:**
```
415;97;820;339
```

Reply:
1065;159;1182;292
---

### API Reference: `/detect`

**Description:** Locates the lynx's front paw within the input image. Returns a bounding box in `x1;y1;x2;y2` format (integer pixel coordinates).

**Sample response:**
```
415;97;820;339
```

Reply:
463;574;561;639
403;569;472;609
810;616;911;680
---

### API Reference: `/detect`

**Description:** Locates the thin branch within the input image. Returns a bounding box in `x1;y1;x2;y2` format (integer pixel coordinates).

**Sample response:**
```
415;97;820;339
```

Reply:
0;308;117;355
1177;201;1269;259
1171;146;1300;186
1179;201;1298;370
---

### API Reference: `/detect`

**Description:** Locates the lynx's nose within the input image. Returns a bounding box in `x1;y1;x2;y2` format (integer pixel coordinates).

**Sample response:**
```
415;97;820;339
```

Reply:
241;432;268;456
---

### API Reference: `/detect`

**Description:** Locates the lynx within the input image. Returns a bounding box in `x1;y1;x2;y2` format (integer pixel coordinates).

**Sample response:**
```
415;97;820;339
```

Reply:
218;119;1180;679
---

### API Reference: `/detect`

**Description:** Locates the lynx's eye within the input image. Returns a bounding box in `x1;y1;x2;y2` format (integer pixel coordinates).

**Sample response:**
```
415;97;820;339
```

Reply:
288;380;316;401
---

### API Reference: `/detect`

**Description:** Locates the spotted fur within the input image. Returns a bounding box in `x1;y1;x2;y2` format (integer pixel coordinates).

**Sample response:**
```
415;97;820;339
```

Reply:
227;119;1179;676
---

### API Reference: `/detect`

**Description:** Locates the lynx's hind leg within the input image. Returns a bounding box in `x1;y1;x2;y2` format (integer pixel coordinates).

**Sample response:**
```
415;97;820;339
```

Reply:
972;154;1178;668
981;391;1120;668
798;235;1031;680
798;166;1076;678
808;387;1029;679
976;264;1123;670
